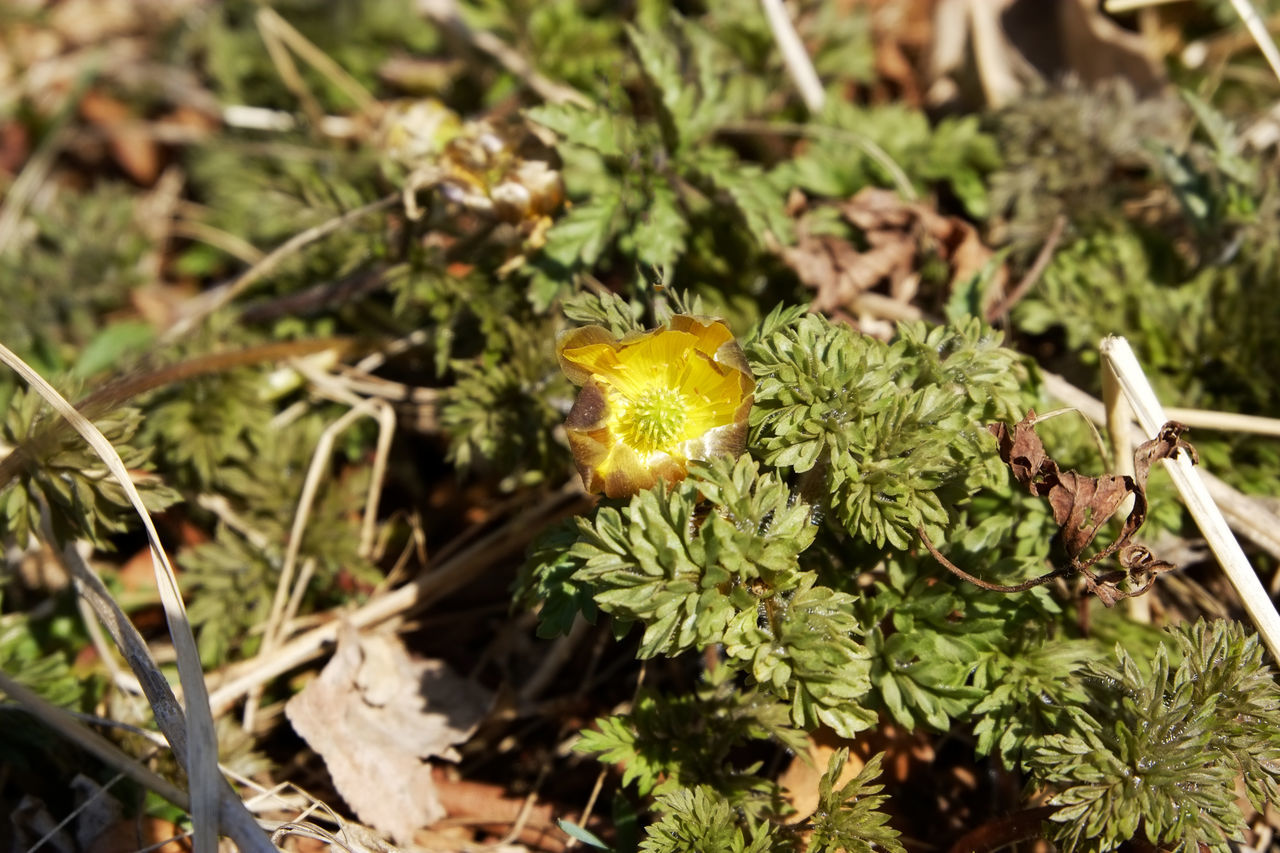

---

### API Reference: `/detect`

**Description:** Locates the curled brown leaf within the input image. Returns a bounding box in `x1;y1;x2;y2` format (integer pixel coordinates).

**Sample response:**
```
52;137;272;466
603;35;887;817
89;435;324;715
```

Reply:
923;411;1195;604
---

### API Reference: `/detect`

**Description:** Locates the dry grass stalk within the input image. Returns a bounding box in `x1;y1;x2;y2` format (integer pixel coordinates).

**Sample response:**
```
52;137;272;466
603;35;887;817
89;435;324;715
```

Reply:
0;341;275;852
1100;335;1280;660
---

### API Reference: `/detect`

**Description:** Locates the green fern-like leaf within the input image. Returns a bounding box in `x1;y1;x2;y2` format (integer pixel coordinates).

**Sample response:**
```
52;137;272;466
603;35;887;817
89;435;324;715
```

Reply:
438;318;572;488
639;786;780;853
808;751;905;853
970;636;1104;767
139;369;273;491
0;608;91;710
560;289;645;338
575;667;806;808
1169;619;1280;809
2;389;181;548
746;311;1025;549
570;457;815;657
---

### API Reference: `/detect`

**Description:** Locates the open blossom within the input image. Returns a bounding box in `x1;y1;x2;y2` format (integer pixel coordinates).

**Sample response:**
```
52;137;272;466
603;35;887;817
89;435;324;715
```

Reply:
556;315;755;498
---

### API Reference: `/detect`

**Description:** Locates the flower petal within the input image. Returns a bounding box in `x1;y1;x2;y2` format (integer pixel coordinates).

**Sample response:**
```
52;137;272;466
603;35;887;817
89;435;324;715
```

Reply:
556;325;622;386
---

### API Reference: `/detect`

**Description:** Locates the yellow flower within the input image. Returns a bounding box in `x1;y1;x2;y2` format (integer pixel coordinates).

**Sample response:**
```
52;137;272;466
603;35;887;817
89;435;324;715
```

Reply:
556;315;755;498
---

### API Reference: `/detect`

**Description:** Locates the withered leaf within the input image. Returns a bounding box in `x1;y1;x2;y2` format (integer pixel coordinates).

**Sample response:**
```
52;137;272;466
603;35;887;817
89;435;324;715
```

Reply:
988;410;1142;566
286;625;493;844
987;408;1054;487
1046;470;1135;563
780;188;1006;337
943;411;1198;604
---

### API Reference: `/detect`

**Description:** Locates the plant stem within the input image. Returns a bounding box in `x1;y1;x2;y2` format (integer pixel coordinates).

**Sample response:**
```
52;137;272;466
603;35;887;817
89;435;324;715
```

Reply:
760;0;825;113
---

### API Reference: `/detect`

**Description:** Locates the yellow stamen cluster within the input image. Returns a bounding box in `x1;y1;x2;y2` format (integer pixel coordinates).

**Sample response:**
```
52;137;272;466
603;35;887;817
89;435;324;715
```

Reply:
615;387;688;456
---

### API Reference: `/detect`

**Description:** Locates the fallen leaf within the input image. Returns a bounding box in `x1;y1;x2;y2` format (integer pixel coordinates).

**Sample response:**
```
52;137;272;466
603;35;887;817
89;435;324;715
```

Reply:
286;625;493;844
0;121;30;176
779;727;865;824
432;770;574;852
782;188;1005;335
1044;470;1134;561
86;817;192;853
987;411;1137;561
79;90;160;184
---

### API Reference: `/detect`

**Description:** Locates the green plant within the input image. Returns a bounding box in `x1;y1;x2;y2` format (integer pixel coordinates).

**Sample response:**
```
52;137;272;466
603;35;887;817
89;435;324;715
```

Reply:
1029;620;1280;852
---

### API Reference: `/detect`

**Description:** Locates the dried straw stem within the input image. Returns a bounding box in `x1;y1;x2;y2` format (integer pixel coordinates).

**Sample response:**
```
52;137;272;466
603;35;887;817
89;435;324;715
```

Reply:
1099;336;1280;660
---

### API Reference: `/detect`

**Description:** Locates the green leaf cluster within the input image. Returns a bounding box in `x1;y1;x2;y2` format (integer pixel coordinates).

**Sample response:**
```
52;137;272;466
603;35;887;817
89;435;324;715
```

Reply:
776;103;1000;219
746;308;1026;549
0;183;153;382
851;523;1063;732
1;388;180;548
806;752;904;853
0;601;90;711
186;144;384;268
545;454;875;737
181;526;281;667
460;0;633;95
138;368;274;491
517;519;598;639
859;599;989;732
390;261;524;375
178;414;378;665
439;316;572;488
1028;619;1280;853
561;288;645;338
527;13;792;283
639;785;778;853
184;0;437;112
628;747;903;853
970;635;1104;767
575;666;806;808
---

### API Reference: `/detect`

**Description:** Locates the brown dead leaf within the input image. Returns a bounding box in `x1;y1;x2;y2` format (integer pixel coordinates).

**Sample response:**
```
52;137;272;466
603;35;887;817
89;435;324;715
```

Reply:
1045;470;1135;561
79;90;160;184
986;409;1052;485
432;770;572;852
0;121;30;176
782;188;1005;336
988;410;1141;564
286;625;493;845
86;818;192;853
950;411;1196;603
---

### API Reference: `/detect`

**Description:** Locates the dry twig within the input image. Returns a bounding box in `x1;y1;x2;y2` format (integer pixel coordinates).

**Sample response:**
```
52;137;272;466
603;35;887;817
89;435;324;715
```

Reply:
760;0;825;112
1100;336;1280;659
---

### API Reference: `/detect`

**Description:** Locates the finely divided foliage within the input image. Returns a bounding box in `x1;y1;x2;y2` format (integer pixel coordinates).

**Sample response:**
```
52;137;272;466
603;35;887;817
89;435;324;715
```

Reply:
745;308;1025;549
1029;621;1280;853
540;294;1280;849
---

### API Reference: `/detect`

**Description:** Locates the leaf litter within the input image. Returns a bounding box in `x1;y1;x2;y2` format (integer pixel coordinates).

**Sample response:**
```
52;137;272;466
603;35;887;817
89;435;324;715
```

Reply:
781;187;1005;336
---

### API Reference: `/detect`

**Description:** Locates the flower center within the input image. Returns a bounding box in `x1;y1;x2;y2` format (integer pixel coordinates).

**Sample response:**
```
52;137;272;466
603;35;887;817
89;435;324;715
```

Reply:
616;386;688;455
